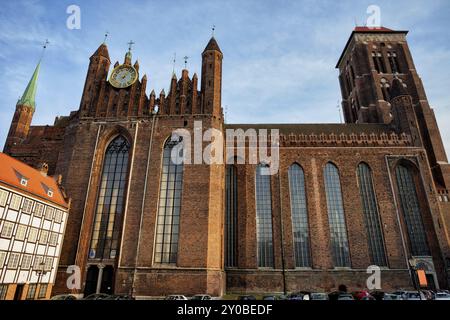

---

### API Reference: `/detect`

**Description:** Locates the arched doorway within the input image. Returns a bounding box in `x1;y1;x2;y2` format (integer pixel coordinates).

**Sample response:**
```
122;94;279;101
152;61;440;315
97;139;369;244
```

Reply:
84;265;99;296
100;266;114;294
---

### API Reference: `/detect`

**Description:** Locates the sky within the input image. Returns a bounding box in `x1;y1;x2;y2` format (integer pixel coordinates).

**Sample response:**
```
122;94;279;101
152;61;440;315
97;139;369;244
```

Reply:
0;0;449;152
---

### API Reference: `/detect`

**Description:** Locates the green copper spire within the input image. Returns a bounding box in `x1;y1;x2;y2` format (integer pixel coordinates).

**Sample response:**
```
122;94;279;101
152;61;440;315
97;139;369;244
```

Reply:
17;61;40;110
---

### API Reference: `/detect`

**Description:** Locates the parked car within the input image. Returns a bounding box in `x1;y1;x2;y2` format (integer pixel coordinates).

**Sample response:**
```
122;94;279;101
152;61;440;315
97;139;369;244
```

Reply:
337;294;355;301
104;294;135;300
309;293;329;300
191;294;212;300
287;292;304;300
434;292;450;300
237;295;256;300
383;293;403;300
50;294;78;300
165;295;188;300
83;293;110;300
329;291;352;301
262;295;277;300
403;291;426;300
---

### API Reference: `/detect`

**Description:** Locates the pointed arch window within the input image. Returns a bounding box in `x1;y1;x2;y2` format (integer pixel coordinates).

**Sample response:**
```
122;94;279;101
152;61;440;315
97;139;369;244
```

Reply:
255;164;274;268
225;165;238;267
357;163;387;266
395;164;430;256
288;164;311;267
324;163;351;267
154;137;184;264
90;135;130;259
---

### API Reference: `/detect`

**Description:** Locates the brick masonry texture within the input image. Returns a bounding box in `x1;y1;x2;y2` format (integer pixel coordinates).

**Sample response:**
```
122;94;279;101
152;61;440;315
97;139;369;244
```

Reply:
3;30;450;296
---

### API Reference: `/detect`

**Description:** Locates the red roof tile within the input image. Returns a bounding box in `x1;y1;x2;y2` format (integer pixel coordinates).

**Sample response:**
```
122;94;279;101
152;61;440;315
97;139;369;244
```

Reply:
0;152;68;208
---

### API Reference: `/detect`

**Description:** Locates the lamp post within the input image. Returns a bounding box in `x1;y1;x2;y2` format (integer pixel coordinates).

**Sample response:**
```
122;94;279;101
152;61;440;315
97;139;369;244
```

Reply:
34;261;47;300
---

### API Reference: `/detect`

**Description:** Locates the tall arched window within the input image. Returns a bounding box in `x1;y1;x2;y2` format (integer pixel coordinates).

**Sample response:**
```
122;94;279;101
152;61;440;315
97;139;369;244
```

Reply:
90;135;130;259
154;137;184;264
288;164;311;267
255;164;274;268
324;163;351;267
395;164;430;256
225;165;238;267
357;163;387;266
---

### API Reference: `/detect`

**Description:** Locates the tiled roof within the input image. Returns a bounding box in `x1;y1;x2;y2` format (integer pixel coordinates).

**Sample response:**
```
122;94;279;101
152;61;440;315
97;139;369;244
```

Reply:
0;152;68;208
353;26;394;32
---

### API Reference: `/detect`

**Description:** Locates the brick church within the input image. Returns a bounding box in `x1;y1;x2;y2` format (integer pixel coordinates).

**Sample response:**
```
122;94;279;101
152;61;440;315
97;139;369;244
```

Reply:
3;26;450;297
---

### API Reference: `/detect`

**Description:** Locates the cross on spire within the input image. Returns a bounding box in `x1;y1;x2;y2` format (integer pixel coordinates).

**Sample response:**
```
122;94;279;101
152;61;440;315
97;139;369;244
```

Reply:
103;31;109;43
127;40;135;52
172;52;176;73
39;39;49;60
212;25;216;37
183;56;189;69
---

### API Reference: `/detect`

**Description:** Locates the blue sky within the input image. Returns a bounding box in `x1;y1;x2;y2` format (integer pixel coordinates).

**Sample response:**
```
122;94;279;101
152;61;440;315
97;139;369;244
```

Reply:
0;0;449;152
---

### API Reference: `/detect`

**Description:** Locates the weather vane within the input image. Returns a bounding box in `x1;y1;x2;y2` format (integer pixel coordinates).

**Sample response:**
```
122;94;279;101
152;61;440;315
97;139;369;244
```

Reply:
212;25;215;37
183;56;189;69
127;40;135;52
39;39;49;60
103;31;109;43
172;52;176;74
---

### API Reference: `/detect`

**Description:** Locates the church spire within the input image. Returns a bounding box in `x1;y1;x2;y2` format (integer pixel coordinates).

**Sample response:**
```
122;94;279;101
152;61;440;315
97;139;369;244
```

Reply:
17;59;41;110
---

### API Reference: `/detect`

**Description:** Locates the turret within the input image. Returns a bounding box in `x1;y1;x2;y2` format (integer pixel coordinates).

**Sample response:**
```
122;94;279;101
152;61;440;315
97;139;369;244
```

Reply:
390;77;421;147
4;61;40;153
201;37;223;116
79;43;111;117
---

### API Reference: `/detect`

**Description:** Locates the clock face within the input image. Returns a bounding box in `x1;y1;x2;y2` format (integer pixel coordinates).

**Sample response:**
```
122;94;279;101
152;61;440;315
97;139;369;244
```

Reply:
109;65;138;89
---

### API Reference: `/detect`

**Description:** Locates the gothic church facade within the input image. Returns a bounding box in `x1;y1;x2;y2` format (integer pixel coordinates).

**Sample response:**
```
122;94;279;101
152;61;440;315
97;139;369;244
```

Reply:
4;27;450;296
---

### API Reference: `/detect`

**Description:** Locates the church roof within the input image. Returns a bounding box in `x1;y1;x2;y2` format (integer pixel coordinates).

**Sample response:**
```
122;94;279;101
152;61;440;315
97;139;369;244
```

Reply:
225;123;394;135
203;37;222;53
17;61;40;110
0;152;69;208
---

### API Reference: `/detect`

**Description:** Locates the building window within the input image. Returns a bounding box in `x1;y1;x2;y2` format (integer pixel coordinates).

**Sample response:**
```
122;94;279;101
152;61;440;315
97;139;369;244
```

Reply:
39;230;49;244
22;198;34;214
54;210;63;223
0;251;6;266
7;253;20;269
44;257;53;271
372;51;386;73
395;164;430;256
255;164;274;268
20;177;28;186
388;51;401;73
288;164;311;268
45;207;54;220
0;284;7;300
38;284;47;299
1;221;14;238
21;254;32;269
154;137;184;264
28;228;38;243
90;135;130;260
26;284;37;300
47;189;53;198
15;225;27;241
9;194;22;210
33;256;43;269
34;203;45;217
225;165;238;268
0;189;9;206
324;163;351;267
49;232;58;246
357;163;387;266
